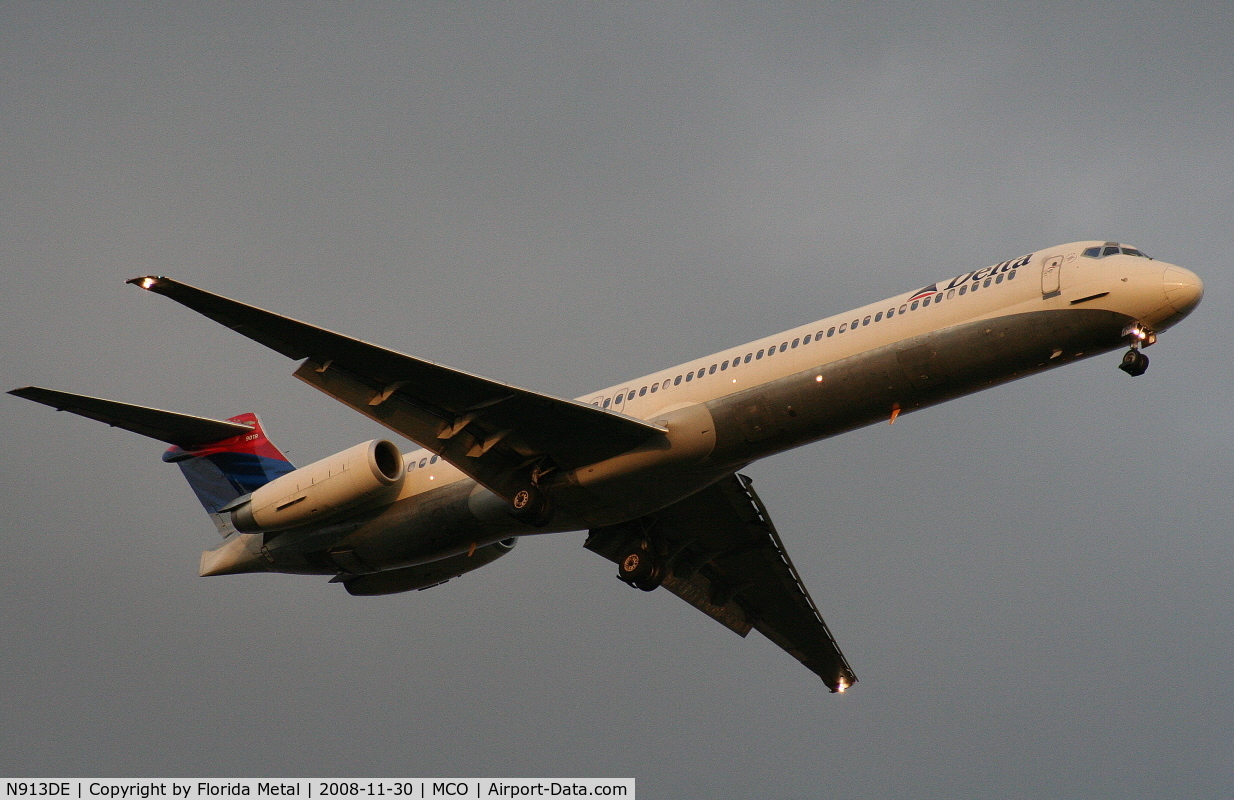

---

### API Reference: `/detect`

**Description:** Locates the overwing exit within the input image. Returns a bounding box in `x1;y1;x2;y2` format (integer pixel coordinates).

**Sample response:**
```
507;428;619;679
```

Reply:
11;241;1202;691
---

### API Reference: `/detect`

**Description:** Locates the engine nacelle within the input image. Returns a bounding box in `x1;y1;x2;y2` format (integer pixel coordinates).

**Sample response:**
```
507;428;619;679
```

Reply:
230;439;405;533
343;538;518;596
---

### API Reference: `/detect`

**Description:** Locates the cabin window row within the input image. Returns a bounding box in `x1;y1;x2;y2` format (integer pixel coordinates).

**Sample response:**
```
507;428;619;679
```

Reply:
408;454;439;471
594;268;1017;408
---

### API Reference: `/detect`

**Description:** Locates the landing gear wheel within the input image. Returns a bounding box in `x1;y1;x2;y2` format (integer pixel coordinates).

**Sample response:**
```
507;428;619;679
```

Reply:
1119;349;1148;377
617;544;664;592
508;485;552;526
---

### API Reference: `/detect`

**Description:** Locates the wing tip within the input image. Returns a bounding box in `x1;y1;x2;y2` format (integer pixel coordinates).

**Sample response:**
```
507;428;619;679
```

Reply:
127;275;169;291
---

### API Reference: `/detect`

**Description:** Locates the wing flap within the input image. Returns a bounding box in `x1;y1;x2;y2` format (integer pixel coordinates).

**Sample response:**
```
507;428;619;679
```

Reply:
586;474;856;691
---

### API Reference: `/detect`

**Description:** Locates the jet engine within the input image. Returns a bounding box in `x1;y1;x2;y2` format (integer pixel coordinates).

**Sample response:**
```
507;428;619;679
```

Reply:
230;439;405;532
342;538;518;596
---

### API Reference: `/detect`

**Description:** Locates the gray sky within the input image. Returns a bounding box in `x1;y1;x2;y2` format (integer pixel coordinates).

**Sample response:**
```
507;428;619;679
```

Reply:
3;2;1232;796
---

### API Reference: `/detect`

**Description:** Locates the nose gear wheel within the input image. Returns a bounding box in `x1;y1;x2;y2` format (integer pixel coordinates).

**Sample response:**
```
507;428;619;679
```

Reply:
1119;349;1148;376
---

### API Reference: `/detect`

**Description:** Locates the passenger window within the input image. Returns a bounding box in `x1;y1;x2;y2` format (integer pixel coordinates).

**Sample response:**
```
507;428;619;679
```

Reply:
639;386;647;396
875;312;883;322
899;304;907;314
911;301;919;310
780;342;788;352
983;277;992;287
959;285;967;295
922;296;931;307
887;308;894;318
603;398;611;408
1008;270;1016;280
792;338;800;348
995;274;1004;284
756;349;764;359
851;319;859;328
674;376;682;385
838;323;847;333
720;360;728;371
744;354;752;363
803;334;811;344
419;458;428;468
430;456;438;464
946;289;955;299
827;327;835;337
709;364;717;374
650;383;658;393
862;316;870;326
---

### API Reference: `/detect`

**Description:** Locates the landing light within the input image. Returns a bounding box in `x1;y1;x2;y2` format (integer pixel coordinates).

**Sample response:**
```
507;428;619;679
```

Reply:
836;678;848;693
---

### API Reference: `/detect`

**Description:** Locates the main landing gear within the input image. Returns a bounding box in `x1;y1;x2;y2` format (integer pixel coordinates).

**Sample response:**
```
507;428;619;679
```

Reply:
1118;323;1156;377
508;467;553;526
617;540;666;592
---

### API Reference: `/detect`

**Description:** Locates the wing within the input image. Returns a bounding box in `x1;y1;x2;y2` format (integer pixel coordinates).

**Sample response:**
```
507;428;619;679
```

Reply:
9;386;253;447
585;473;857;691
129;277;665;503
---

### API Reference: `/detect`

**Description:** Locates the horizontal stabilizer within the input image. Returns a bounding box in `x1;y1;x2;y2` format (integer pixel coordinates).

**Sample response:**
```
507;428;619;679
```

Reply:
9;386;253;447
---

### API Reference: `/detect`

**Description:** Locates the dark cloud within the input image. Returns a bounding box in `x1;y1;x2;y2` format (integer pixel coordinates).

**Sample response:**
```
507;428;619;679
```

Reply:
3;2;1231;796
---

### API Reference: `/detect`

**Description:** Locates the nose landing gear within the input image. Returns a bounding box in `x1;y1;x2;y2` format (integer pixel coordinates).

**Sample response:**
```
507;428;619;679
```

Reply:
1119;323;1155;376
1119;348;1149;376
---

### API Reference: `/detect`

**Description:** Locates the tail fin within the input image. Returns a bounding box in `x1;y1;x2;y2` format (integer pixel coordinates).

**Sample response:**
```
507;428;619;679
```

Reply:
10;387;295;534
162;413;295;517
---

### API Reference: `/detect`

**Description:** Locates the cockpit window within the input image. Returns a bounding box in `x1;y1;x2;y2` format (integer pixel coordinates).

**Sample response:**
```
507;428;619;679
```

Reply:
1082;243;1150;259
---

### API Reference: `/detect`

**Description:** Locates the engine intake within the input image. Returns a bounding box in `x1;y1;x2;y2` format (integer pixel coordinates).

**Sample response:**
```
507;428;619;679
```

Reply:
230;439;405;532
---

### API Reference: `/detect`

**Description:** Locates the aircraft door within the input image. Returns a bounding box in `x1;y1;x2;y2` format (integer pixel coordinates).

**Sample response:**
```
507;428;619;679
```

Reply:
610;388;630;413
1041;255;1063;298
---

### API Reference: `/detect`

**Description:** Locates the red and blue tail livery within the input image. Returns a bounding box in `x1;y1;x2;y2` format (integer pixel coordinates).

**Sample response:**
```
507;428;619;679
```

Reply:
162;413;295;515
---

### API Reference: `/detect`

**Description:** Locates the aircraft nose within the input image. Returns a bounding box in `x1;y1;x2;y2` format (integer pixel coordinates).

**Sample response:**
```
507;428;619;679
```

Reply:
1163;265;1204;316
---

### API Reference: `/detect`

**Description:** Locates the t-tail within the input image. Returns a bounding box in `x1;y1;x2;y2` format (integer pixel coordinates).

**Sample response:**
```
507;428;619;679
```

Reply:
162;413;295;531
7;387;295;536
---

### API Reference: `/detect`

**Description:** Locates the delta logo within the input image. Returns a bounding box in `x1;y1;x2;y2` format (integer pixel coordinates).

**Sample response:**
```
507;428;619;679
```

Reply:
909;253;1035;300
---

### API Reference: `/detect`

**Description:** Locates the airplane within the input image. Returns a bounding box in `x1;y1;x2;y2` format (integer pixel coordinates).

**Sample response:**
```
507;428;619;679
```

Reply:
10;240;1202;693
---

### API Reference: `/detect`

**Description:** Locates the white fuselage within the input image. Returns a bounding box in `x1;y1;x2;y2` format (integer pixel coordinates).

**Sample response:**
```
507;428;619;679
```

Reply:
219;241;1201;576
